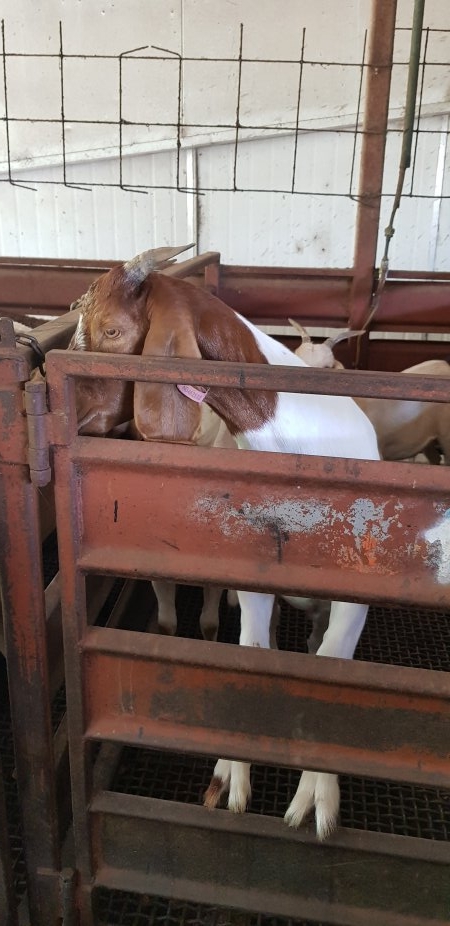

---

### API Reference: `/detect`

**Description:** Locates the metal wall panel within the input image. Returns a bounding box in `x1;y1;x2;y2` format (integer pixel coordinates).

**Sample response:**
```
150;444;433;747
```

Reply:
0;1;449;273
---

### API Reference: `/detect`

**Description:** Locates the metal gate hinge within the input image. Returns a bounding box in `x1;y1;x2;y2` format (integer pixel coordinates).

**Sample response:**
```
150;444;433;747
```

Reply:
24;379;53;487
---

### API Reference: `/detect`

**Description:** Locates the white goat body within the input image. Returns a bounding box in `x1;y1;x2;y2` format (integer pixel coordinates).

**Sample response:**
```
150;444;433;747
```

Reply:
209;320;378;837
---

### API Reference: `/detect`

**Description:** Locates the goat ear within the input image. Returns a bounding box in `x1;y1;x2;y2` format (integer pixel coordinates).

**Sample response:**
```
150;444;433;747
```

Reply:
288;318;311;342
133;307;203;442
123;243;194;286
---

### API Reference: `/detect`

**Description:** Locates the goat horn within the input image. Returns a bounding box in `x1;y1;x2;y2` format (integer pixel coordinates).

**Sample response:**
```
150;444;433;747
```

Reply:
288;318;311;342
324;329;366;348
123;243;195;283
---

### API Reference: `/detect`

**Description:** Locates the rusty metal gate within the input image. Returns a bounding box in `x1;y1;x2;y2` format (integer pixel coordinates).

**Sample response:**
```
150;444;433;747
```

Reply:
38;343;450;926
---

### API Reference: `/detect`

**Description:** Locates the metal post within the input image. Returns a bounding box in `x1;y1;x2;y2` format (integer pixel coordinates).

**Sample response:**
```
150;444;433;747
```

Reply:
0;758;18;926
350;0;398;339
0;327;62;925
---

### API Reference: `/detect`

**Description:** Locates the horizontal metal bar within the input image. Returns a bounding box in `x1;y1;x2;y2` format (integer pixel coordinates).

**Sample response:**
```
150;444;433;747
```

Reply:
220;270;450;330
3;257;450;332
46;349;450;403
0;252;211;312
67;440;450;608
90;791;450;926
82;627;450;786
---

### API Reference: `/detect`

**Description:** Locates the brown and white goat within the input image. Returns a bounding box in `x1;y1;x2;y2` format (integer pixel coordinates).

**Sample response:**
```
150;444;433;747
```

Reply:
290;320;450;464
70;248;381;840
69;247;235;641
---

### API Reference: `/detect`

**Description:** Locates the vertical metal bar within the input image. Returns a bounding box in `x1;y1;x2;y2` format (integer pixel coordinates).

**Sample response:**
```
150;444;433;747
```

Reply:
59;21;67;186
410;25;429;196
204;255;220;296
233;23;244;192
49;370;96;925
349;0;397;333
118;52;124;189
428;114;449;273
176;50;183;191
1;19;12;184
291;28;306;193
0;758;18;926
400;0;426;172
0;347;62;925
349;29;367;198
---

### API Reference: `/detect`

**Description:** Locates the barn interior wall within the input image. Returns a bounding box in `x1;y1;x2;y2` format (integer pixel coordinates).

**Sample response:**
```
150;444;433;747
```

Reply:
0;0;448;275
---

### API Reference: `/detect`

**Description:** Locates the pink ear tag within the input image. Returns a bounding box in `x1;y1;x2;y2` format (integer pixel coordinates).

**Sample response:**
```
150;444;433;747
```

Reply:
176;384;209;403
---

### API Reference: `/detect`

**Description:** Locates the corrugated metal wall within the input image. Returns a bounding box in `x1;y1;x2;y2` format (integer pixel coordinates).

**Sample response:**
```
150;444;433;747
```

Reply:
0;0;448;271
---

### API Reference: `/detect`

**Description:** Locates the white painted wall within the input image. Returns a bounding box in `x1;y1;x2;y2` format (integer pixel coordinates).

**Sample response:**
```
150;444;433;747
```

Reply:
0;0;448;270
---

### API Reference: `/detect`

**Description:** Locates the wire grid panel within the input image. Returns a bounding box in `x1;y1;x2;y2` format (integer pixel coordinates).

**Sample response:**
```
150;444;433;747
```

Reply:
0;3;449;267
0;10;374;191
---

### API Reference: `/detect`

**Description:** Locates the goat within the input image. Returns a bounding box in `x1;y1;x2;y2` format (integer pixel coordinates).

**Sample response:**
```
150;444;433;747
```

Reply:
68;246;235;641
288;319;363;369
70;249;380;840
289;321;450;464
356;359;450;464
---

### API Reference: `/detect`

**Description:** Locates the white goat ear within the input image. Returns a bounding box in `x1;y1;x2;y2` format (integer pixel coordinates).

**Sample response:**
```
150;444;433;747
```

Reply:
123;243;195;284
325;329;365;348
288;318;311;342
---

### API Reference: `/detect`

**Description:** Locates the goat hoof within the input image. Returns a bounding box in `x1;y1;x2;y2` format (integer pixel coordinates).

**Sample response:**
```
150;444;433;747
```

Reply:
285;771;340;841
204;776;226;810
228;787;251;814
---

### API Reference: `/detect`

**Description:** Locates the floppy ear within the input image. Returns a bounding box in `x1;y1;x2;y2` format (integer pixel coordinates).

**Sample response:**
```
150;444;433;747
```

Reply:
133;306;204;443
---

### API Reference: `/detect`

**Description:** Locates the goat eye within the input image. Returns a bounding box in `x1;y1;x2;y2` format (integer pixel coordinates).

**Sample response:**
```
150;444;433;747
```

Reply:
104;328;121;339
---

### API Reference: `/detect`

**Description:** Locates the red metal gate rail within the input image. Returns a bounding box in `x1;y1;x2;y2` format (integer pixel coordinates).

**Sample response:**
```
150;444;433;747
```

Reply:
44;347;450;926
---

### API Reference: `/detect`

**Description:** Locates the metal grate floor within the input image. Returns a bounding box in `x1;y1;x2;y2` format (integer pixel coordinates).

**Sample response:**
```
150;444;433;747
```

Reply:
94;891;332;926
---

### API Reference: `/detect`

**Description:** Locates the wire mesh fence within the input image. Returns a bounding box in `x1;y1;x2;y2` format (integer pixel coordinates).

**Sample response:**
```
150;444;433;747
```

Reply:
1;18;449;199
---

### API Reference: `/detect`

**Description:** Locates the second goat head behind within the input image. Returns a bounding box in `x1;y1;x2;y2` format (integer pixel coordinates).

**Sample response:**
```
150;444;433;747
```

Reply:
289;318;364;370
